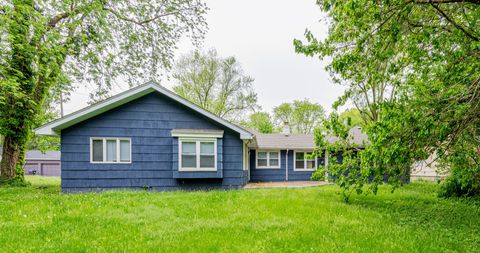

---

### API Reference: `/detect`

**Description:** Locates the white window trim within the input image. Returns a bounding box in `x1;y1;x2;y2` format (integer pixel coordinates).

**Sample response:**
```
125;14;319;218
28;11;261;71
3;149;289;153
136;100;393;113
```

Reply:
90;137;132;164
178;138;217;172
294;150;317;172
243;141;248;171
256;150;281;169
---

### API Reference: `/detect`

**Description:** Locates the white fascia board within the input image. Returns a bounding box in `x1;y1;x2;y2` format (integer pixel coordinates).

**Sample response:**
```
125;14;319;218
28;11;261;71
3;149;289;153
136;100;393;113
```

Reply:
34;81;254;139
171;132;224;139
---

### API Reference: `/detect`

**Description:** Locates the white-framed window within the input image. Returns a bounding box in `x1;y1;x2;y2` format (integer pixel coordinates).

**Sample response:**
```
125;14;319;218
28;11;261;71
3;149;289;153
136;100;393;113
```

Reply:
294;151;317;171
90;137;131;163
179;138;217;171
256;150;281;169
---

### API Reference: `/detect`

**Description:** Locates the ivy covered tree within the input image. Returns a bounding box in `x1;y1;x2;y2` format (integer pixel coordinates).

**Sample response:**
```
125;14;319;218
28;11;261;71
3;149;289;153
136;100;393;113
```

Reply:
0;0;207;184
295;0;480;197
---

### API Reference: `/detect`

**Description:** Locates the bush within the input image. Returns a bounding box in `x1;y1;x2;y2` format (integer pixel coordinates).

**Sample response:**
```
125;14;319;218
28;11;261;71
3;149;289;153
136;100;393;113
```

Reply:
438;169;480;198
311;169;325;181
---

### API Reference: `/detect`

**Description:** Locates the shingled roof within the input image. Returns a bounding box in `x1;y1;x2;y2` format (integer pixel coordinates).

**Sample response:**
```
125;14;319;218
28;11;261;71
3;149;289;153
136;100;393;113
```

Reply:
251;127;368;150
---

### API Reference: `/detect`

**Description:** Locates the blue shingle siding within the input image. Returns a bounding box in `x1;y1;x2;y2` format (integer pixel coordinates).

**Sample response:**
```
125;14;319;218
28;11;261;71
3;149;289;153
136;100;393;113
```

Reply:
249;149;327;182
249;150;287;182
60;92;246;192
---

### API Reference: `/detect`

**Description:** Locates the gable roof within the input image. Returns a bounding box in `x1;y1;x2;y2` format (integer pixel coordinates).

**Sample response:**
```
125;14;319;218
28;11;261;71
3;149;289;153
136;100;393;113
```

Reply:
34;81;254;140
251;127;368;149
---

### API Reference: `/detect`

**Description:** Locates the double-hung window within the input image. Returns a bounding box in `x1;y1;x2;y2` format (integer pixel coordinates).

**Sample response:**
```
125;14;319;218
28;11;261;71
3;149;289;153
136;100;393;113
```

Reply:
179;139;217;171
294;151;316;171
256;151;280;169
91;138;131;163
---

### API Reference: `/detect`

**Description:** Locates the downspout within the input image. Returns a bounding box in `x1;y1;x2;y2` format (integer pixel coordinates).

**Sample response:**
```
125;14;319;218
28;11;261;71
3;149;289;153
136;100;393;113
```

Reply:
324;149;329;182
285;149;289;181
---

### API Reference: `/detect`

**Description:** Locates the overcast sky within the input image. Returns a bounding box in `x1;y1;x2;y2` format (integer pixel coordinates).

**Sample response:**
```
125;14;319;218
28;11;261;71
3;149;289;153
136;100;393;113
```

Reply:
64;0;344;115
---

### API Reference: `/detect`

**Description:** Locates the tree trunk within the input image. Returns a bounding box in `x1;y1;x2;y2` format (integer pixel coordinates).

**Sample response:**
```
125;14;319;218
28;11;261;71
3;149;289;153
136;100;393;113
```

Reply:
0;133;27;182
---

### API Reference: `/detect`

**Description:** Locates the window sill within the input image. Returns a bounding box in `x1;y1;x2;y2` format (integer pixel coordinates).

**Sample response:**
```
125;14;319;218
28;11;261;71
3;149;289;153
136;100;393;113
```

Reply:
90;161;132;164
178;168;217;172
256;167;281;170
293;169;316;172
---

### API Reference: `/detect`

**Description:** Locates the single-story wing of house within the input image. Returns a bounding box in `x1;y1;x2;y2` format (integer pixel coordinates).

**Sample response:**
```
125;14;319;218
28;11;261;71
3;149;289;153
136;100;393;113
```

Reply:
35;81;367;192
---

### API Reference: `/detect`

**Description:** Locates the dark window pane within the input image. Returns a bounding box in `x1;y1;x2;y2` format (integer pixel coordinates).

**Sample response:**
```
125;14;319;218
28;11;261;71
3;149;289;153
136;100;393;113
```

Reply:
182;155;196;168
306;160;315;169
200;155;215;168
200;142;214;154
120;140;131;162
296;152;304;160
182;142;196;154
106;140;117;162
270;158;279;167
257;152;267;159
258;159;268;167
269;152;279;158
92;140;103;162
296;160;305;169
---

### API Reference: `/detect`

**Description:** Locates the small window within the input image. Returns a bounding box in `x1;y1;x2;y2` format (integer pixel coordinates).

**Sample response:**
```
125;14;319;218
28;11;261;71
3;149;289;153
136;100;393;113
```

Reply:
256;150;281;169
295;151;316;171
179;139;217;171
90;138;131;163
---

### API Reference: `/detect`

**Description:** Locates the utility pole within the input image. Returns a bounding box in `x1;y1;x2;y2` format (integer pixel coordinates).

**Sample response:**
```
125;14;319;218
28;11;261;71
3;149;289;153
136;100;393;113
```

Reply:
60;92;64;117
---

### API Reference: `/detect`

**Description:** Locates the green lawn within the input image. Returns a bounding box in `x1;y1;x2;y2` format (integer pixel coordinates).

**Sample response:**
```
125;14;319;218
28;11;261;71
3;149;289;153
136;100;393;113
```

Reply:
0;177;478;252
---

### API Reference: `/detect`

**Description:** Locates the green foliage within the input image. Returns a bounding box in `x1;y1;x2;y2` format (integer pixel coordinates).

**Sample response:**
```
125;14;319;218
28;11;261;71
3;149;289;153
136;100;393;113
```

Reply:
296;0;480;197
1;178;479;252
273;99;325;134
339;108;364;127
173;49;258;122
310;168;325;181
0;0;208;181
241;112;275;133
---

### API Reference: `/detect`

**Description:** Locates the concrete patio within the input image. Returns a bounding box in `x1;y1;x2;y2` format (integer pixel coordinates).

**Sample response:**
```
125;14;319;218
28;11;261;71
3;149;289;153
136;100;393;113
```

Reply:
244;181;330;189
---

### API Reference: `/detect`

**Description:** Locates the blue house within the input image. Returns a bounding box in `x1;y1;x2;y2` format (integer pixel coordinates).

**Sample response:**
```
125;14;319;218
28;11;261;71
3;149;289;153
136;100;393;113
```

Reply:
35;82;366;192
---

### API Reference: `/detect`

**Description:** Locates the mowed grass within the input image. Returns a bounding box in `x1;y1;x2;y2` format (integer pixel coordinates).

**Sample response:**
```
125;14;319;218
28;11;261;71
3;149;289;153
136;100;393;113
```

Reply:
0;177;478;252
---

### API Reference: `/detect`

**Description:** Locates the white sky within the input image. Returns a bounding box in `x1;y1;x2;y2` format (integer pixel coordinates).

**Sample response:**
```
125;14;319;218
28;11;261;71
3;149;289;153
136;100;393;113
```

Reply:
64;0;344;115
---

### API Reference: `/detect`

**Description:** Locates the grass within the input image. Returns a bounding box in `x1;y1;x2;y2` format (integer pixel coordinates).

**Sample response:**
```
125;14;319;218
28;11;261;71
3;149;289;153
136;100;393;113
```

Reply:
0;177;478;252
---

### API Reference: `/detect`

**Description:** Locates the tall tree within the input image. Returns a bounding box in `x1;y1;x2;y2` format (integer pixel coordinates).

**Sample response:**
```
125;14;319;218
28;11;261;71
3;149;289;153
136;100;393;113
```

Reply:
172;49;258;122
295;0;480;197
273;99;325;134
0;0;207;184
241;112;275;134
339;108;364;128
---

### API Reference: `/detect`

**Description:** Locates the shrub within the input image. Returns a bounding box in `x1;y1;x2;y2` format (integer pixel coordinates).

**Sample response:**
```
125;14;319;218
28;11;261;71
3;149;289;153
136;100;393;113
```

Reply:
311;169;325;181
438;168;480;198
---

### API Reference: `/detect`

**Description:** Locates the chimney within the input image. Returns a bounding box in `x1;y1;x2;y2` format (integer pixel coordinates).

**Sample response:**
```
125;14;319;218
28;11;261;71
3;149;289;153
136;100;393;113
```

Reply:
282;122;290;136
